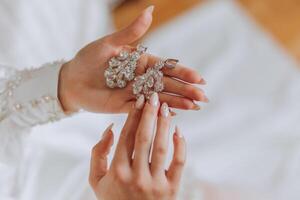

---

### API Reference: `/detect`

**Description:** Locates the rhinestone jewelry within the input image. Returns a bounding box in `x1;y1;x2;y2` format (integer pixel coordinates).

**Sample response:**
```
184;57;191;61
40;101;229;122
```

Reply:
104;44;147;89
132;59;178;99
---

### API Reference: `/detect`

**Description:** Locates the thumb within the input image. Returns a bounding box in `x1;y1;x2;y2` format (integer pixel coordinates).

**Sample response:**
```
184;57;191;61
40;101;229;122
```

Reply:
89;123;114;188
107;5;154;46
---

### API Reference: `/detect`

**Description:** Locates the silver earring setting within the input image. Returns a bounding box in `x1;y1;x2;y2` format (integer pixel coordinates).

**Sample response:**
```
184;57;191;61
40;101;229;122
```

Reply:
104;44;147;88
133;59;178;99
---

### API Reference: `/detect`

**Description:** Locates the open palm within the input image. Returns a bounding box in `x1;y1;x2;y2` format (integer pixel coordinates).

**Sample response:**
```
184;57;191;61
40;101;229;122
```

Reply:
58;6;208;114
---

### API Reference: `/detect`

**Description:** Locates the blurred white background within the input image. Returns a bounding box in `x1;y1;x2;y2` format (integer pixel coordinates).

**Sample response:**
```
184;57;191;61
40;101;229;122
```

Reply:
1;0;300;199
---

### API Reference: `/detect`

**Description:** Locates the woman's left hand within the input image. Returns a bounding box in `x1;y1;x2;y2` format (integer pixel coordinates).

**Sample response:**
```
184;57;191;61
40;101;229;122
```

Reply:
58;6;207;114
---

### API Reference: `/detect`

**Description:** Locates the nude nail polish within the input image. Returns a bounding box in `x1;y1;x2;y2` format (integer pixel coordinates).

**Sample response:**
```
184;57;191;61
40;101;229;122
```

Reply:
146;5;155;14
160;102;169;117
203;95;209;103
199;79;206;85
175;125;183;138
135;95;145;109
193;104;201;110
149;92;159;107
170;109;177;116
102;123;114;139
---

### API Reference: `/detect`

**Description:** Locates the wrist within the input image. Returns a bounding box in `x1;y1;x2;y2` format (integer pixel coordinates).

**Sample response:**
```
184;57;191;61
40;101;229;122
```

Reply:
58;61;78;114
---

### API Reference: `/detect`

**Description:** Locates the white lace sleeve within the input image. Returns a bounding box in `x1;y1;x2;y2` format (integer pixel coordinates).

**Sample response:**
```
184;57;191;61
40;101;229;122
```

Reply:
0;61;67;164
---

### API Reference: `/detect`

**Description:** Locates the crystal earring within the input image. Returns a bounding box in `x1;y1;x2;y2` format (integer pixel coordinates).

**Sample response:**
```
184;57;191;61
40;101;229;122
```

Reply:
104;44;147;89
132;59;178;99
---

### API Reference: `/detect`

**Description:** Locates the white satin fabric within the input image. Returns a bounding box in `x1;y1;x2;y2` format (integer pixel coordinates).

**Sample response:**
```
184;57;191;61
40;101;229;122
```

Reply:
0;1;111;199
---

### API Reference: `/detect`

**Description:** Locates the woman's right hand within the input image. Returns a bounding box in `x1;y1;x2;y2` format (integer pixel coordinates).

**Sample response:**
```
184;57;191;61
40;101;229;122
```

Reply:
89;93;186;200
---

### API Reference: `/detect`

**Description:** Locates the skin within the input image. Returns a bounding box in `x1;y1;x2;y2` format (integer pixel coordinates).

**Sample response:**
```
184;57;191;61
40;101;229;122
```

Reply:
89;93;186;200
58;6;208;114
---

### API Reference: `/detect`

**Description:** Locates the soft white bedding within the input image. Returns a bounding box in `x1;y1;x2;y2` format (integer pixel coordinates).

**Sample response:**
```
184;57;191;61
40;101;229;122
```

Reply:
1;0;300;199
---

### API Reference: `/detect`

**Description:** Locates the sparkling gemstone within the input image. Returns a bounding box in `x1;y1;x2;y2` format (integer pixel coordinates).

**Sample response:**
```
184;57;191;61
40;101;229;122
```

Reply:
117;79;126;88
146;76;154;88
117;71;124;80
137;44;147;53
133;85;143;95
107;80;115;88
154;81;164;92
143;85;149;93
131;52;140;61
117;51;129;60
107;74;116;81
104;69;113;78
127;62;135;69
109;58;121;67
125;71;135;81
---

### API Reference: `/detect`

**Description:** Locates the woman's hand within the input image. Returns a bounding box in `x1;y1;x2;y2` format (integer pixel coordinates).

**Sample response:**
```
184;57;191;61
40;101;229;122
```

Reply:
89;93;186;200
58;6;207;114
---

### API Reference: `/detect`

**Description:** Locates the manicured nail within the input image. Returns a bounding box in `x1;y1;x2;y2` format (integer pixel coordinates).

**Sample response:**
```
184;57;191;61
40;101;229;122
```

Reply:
145;5;155;14
102;123;114;139
199;78;206;85
135;95;145;109
149;92;159;107
175;125;183;138
170;110;177;116
192;103;201;110
203;95;209;103
160;102;169;117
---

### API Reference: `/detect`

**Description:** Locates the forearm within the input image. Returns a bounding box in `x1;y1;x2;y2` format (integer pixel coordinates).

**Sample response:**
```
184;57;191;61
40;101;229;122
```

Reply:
0;61;67;164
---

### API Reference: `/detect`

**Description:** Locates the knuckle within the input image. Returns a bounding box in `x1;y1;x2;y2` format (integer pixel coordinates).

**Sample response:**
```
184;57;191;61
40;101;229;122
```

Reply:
152;186;165;197
156;146;168;156
174;157;186;167
132;175;151;193
168;186;178;197
112;166;128;184
133;179;148;193
137;133;151;144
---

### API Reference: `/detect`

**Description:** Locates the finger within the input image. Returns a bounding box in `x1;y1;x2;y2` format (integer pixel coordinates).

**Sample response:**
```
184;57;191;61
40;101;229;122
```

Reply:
146;54;205;84
159;93;201;110
106;6;154;46
167;126;186;185
151;103;172;175
133;92;160;172
89;123;114;188
163;77;208;102
112;95;145;165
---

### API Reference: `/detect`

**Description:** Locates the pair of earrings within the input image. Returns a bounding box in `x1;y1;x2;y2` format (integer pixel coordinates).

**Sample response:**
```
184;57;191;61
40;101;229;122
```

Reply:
104;44;178;99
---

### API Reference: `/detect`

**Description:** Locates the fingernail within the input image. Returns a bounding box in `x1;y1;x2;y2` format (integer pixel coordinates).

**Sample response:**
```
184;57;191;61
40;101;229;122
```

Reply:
135;95;145;109
193;103;201;110
102;123;114;139
203;95;210;103
145;5;155;14
160;102;169;118
170;110;177;116
149;92;159;107
175;125;183;138
200;78;206;85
